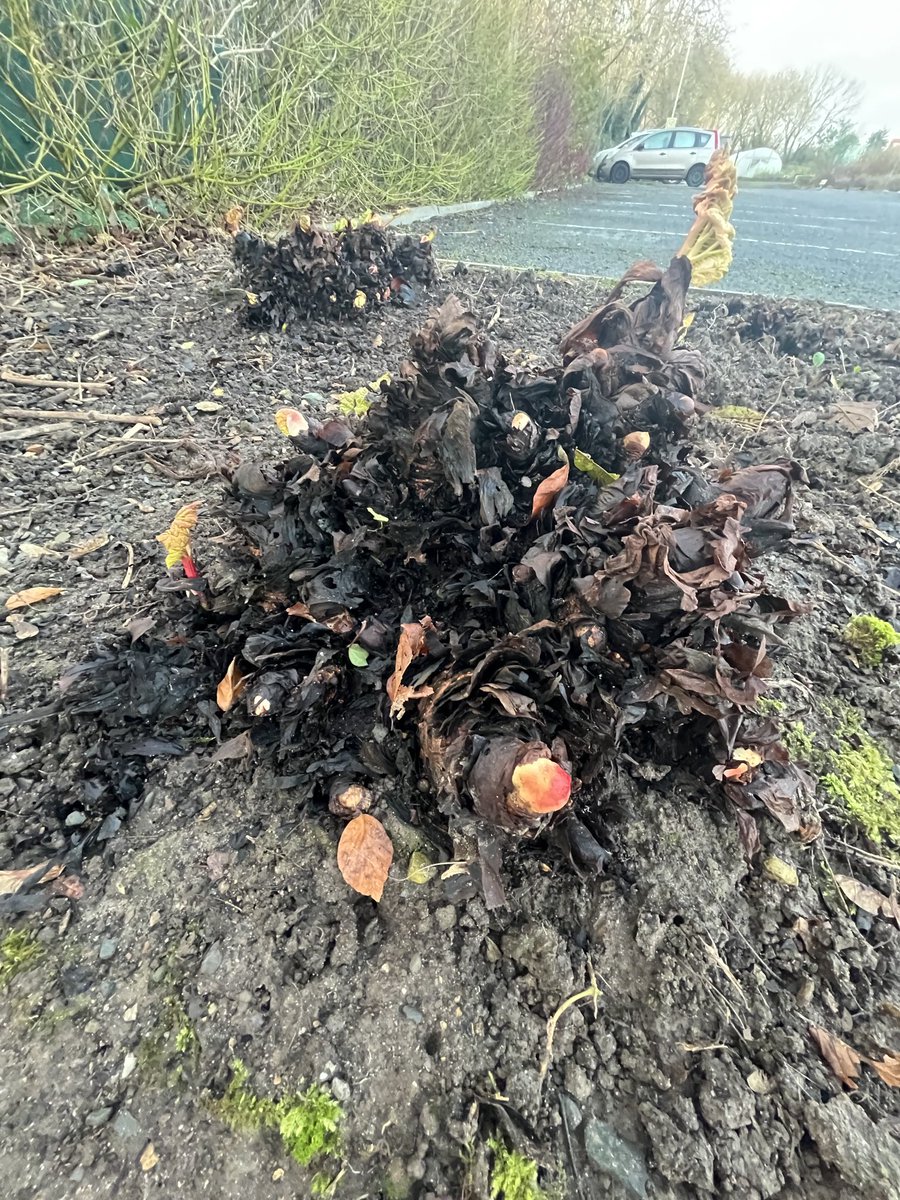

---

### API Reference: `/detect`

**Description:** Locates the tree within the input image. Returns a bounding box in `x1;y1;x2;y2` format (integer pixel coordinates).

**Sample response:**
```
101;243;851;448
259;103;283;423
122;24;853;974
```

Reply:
865;128;889;153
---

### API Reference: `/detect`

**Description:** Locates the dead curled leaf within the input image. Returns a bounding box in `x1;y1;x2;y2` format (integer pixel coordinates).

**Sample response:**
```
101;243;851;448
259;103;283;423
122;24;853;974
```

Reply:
336;814;393;902
139;1142;159;1172
4;586;63;610
216;658;248;712
834;873;891;917
387;619;435;719
68;531;110;560
869;1053;900;1087
530;461;570;520
0;861;61;895
809;1025;862;1089
832;400;878;434
211;730;253;762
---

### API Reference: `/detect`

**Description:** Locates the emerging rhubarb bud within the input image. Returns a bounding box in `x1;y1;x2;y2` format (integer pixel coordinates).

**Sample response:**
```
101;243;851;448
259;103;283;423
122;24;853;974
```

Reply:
467;737;573;832
510;756;572;816
329;779;374;819
156;502;200;576
622;430;651;460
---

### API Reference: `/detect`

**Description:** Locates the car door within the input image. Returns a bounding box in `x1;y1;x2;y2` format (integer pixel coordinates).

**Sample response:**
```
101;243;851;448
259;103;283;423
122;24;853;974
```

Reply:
669;129;703;176
631;130;674;177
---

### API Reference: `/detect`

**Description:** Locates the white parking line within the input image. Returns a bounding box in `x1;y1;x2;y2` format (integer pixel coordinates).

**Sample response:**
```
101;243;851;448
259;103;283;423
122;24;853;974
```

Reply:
533;221;900;258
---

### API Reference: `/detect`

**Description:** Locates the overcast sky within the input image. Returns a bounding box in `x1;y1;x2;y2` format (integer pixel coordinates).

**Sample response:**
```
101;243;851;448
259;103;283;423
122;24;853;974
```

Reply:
724;0;900;136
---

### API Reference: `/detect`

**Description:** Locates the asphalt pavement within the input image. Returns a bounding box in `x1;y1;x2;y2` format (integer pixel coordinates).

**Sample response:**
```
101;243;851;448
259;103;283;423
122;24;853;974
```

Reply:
424;183;900;310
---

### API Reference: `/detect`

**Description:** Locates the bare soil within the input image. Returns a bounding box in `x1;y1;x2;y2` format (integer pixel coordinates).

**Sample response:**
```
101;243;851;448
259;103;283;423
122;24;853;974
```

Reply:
1;236;899;1200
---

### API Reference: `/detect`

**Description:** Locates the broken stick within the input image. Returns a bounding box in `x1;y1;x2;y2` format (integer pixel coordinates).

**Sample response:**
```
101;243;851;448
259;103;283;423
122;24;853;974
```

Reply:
0;406;161;427
0;367;110;394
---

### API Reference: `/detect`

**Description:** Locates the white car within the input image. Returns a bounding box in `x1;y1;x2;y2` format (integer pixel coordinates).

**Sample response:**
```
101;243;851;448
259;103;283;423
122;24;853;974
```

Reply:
593;127;720;186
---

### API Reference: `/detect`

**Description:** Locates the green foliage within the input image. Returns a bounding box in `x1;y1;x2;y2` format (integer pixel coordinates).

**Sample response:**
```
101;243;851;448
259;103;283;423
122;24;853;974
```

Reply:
821;707;900;846
489;1138;545;1200
0;929;41;989
1;0;538;224
573;448;619;486
841;614;900;667
214;1060;343;1169
756;697;785;715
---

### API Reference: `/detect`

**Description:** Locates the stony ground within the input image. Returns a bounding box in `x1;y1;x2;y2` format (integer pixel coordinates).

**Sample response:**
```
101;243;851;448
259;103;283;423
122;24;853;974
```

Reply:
1;234;899;1200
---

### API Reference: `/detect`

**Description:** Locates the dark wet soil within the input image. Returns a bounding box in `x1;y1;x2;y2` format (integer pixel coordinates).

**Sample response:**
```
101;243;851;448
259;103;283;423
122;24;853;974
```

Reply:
1;236;899;1200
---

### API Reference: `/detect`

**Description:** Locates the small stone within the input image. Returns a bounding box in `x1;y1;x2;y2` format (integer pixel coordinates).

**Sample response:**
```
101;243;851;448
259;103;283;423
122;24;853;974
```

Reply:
195;400;221;413
585;1118;650;1198
111;1109;141;1141
435;906;457;932
65;811;87;827
401;1004;424;1024
98;938;117;961
121;1053;137;1080
123;1003;138;1022
331;1077;350;1102
200;942;223;976
84;1106;113;1128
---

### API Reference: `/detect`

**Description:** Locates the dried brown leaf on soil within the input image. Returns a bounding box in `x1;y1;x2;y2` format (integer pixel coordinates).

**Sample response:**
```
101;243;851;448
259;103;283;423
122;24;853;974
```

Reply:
869;1053;900;1087
0;862;60;895
211;730;253;761
833;400;878;434
809;1025;862;1089
216;658;248;712
5;586;63;610
68;531;110;560
834;874;888;916
6;613;39;640
336;814;393;902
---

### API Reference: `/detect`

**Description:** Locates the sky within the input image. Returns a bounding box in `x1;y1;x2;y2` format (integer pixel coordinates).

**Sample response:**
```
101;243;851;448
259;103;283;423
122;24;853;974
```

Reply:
724;0;900;136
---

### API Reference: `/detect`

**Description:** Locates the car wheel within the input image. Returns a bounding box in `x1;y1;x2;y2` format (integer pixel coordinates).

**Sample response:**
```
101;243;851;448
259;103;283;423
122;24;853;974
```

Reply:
594;166;605;182
686;163;706;188
609;161;630;184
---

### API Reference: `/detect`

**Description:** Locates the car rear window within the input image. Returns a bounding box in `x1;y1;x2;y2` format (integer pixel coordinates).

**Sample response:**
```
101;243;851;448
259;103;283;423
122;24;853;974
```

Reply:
671;131;697;148
695;132;711;147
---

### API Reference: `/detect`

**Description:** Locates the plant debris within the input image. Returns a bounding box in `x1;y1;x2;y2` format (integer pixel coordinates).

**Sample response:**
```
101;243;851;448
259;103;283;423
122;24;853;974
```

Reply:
231;215;436;326
53;247;813;901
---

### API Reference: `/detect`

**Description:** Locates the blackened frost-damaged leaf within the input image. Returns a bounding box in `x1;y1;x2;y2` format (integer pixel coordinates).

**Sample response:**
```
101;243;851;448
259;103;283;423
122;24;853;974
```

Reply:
212;730;253;761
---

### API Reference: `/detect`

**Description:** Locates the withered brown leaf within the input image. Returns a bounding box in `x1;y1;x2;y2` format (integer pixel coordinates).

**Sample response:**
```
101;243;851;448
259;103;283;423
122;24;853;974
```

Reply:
387;619;434;719
216;658;248;712
337;814;393;902
5;586;63;610
834;874;887;916
530;462;570;520
211;730;253;762
809;1025;862;1089
868;1053;900;1087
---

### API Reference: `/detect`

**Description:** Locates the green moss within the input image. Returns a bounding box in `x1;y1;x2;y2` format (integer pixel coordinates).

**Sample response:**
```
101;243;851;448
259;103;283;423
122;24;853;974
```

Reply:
489;1138;545;1200
822;708;900;845
0;930;42;989
756;697;785;715
213;1060;342;1169
841;614;900;667
782;721;815;761
709;405;765;427
175;1021;197;1054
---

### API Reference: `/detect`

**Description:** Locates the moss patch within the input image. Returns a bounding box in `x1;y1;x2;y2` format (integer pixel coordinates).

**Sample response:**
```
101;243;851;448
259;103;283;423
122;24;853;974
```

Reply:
822;707;900;846
782;721;815;761
489;1138;545;1200
213;1059;343;1168
841;614;900;667
0;930;42;990
756;697;784;715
